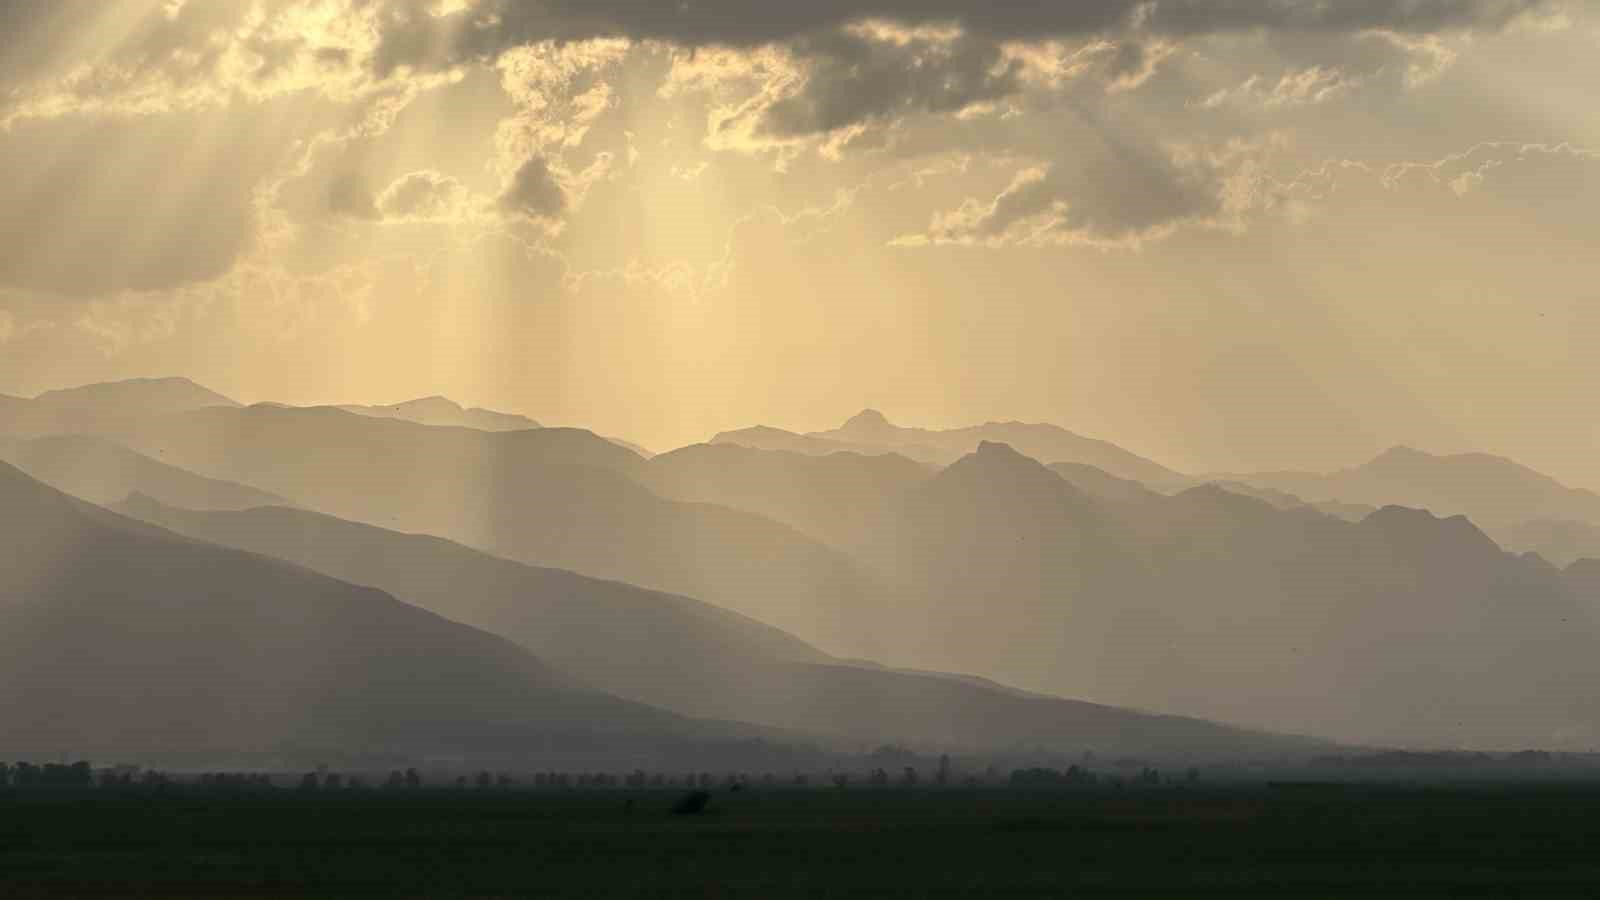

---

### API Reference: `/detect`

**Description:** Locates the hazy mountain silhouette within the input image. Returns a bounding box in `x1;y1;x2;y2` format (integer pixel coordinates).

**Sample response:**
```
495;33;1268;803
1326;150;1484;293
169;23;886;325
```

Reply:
0;434;286;511
642;443;932;547
846;443;1600;748
337;396;542;432
91;404;892;659
1049;462;1164;505
0;462;740;761
713;409;1185;484
1226;446;1600;529
0;377;239;437
1489;518;1600;569
710;424;938;461
117;495;1322;757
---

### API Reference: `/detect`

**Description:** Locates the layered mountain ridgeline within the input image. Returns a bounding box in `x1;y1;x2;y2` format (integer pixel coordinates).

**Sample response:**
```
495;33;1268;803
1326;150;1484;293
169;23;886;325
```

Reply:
118;496;1325;760
713;409;1188;486
1223;446;1600;531
337;396;541;432
0;377;238;437
1489;518;1600;569
642;443;932;548
0;434;287;512
844;443;1600;750
87;404;893;660
0;463;774;767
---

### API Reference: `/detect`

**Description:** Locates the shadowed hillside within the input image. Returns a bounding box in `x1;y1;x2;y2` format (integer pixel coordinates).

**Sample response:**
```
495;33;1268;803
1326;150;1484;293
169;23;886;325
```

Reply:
90;404;893;659
0;462;752;763
0;434;286;511
119;495;1323;758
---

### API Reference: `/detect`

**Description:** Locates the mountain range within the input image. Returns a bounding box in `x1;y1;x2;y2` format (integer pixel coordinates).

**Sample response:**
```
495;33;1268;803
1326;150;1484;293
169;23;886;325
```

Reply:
6;375;1600;756
0;461;744;765
714;409;1187;486
120;494;1316;757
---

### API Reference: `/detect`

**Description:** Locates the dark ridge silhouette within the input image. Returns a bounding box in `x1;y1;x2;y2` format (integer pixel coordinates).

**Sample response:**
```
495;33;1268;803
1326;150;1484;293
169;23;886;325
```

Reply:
0;461;757;762
0;434;286;511
87;404;892;659
337;396;543;432
642;443;932;547
843;443;1600;749
117;495;1324;758
1221;445;1600;530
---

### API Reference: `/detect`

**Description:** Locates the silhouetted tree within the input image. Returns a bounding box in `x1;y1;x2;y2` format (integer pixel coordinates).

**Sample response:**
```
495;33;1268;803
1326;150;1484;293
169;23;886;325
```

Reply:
937;755;951;786
405;768;422;789
385;770;405;790
298;773;320;791
324;773;344;790
902;767;918;787
0;763;11;787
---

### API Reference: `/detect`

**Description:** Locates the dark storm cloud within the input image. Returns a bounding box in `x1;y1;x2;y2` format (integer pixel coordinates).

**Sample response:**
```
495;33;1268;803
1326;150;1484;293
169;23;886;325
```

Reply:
755;29;1022;139
372;0;1555;72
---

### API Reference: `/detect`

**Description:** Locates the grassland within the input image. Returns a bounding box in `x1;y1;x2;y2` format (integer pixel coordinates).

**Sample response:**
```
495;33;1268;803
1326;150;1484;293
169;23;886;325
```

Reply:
4;783;1599;898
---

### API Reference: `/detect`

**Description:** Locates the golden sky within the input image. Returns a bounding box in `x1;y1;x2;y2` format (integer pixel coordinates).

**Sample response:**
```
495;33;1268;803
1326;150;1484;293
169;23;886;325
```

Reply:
0;1;1596;483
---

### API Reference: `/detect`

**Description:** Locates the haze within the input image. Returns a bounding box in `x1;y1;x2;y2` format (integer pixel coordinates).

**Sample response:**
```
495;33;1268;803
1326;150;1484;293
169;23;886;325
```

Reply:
3;0;1600;770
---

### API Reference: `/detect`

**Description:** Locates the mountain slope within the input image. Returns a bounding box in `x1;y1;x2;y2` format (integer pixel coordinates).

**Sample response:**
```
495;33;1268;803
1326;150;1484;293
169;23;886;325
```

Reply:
337;396;541;432
0;434;286;511
847;443;1600;749
92;405;892;659
1225;446;1600;529
808;409;1187;485
0;462;717;761
118;495;1320;758
642;443;931;547
0;377;239;437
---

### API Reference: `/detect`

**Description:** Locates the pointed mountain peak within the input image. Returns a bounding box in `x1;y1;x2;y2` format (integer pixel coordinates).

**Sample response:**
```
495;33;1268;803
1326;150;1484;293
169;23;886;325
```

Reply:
389;396;465;415
941;441;1059;485
1369;445;1434;466
838;408;896;436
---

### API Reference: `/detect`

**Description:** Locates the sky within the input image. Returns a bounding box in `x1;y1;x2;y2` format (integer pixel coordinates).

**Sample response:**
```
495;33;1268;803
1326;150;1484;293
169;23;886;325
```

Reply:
0;0;1596;484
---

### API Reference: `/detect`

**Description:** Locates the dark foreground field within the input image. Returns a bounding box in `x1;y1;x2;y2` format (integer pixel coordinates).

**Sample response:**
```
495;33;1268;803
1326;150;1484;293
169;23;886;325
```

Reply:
4;784;1599;898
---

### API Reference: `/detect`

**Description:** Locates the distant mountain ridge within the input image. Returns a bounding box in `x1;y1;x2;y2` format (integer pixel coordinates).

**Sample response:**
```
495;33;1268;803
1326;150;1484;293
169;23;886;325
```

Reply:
843;441;1600;749
1222;445;1600;529
713;409;1186;485
337;396;542;432
0;377;239;437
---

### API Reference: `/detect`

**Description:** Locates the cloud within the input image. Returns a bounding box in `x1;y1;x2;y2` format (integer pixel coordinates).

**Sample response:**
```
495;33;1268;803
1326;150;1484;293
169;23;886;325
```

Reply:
376;169;471;221
374;0;1557;63
497;155;568;221
327;172;381;220
897;135;1237;249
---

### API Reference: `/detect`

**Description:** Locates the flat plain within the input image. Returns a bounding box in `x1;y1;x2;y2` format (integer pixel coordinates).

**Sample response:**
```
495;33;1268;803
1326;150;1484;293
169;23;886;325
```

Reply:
4;783;1598;898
